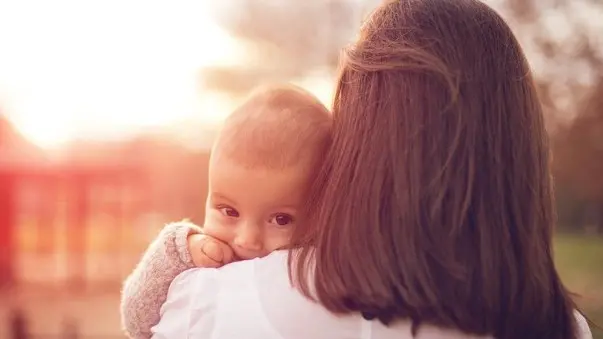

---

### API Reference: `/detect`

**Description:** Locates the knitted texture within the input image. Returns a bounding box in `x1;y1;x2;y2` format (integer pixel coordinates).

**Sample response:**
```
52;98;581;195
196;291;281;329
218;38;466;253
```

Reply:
120;221;202;339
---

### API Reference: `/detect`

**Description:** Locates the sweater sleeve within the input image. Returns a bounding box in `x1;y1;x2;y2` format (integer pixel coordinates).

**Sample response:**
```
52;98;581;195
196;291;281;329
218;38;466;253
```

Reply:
120;221;202;339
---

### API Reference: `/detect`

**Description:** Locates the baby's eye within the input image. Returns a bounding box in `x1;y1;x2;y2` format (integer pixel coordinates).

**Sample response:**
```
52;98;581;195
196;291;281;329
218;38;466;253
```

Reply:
218;206;239;218
269;213;294;226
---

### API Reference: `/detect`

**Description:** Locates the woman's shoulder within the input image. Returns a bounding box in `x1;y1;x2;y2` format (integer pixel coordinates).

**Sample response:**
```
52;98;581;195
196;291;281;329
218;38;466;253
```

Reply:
250;252;494;339
171;266;220;286
163;267;222;308
151;268;222;337
166;251;289;297
574;310;593;339
213;250;288;283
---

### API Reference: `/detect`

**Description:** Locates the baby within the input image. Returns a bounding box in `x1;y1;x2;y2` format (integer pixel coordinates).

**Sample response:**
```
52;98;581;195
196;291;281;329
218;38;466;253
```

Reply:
120;84;332;339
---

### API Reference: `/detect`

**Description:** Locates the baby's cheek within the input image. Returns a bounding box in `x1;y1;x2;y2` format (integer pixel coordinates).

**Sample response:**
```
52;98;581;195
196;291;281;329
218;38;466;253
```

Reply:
266;230;293;251
203;219;234;244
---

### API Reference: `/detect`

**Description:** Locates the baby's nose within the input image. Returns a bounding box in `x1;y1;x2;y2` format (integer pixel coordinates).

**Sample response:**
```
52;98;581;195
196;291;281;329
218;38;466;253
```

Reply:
235;235;263;251
234;228;263;252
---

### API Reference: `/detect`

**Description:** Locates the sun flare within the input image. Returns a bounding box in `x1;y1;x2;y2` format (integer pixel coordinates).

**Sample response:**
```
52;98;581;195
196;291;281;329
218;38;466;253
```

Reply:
0;0;241;148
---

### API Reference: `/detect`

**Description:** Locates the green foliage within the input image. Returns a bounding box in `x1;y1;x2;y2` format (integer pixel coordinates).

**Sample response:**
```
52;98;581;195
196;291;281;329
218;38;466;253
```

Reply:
555;234;603;338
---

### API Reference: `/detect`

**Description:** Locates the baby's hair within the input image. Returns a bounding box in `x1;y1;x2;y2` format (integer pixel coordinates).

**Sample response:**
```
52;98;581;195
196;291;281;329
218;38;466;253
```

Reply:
211;84;332;169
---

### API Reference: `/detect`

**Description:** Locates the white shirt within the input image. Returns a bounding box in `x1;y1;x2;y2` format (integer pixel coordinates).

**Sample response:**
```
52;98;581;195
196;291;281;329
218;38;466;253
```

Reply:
151;251;592;339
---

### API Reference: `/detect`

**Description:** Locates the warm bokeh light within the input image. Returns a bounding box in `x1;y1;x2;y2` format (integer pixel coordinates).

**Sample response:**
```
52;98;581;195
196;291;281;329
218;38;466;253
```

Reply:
0;0;242;148
293;74;335;109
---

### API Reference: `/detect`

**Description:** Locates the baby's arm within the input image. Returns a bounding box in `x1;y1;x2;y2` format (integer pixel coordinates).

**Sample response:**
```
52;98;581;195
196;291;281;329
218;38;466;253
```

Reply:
120;220;201;339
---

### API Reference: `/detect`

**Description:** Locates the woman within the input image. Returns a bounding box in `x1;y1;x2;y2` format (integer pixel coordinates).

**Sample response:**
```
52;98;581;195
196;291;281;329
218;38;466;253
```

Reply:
152;0;592;338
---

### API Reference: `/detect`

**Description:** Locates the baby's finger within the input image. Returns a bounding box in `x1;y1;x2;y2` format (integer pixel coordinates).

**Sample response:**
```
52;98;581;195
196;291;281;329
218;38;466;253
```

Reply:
219;243;235;265
196;253;223;268
201;240;225;263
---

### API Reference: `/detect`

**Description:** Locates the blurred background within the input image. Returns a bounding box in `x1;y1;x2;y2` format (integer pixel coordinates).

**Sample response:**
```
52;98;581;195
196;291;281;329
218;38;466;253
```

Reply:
0;0;601;338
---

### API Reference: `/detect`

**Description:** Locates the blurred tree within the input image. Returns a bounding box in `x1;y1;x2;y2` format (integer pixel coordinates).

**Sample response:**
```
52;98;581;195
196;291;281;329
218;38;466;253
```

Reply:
199;0;379;96
502;0;603;128
553;78;603;232
501;0;603;232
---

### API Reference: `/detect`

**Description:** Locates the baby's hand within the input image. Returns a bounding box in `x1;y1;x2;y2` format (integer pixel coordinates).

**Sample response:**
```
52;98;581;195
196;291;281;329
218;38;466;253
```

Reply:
187;234;235;268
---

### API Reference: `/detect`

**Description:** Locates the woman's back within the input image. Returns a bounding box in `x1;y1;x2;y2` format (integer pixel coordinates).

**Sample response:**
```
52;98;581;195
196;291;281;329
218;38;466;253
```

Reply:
254;252;493;339
154;251;591;339
154;251;492;339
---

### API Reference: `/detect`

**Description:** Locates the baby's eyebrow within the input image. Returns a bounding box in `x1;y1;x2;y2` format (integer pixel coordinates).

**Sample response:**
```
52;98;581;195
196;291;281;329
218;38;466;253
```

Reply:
270;205;299;212
210;192;236;204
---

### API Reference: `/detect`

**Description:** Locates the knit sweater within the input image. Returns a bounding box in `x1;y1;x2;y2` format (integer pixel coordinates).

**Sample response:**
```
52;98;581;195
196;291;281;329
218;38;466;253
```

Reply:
120;221;202;339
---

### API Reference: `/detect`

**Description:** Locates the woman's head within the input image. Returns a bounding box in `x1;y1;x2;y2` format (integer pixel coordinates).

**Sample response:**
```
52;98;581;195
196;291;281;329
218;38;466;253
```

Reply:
291;0;578;337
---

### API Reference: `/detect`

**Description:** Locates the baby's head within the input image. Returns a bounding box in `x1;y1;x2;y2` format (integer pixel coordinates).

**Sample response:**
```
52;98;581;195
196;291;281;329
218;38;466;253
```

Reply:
203;84;331;260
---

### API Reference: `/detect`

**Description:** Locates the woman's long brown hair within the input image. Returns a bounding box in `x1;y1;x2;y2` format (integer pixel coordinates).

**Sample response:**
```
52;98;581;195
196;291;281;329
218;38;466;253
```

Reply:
289;0;580;338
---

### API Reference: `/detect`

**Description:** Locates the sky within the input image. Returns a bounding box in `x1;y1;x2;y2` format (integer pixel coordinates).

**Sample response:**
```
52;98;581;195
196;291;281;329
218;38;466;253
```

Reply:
0;0;263;148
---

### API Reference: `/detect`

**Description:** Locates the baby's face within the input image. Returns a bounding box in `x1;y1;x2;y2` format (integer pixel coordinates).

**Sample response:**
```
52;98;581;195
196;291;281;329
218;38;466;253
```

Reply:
203;157;312;260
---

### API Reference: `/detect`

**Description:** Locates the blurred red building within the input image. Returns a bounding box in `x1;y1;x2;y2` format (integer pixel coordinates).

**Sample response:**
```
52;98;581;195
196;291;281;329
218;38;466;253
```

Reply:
0;117;148;289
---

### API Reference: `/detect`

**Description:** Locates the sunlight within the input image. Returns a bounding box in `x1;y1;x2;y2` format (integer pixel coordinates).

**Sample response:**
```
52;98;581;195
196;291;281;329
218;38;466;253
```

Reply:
292;73;335;109
8;99;78;149
0;0;241;148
